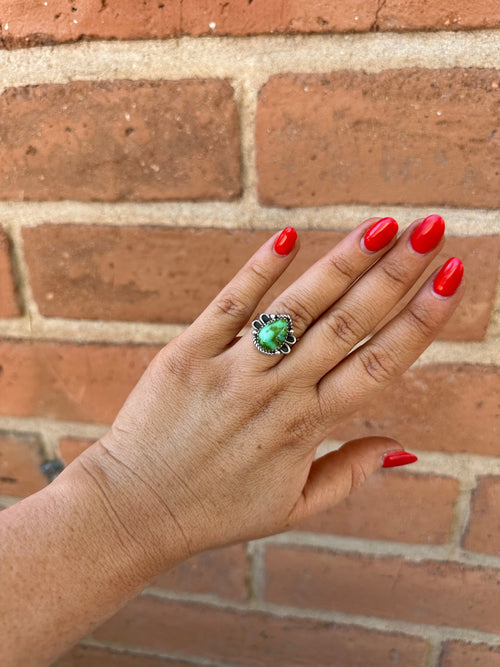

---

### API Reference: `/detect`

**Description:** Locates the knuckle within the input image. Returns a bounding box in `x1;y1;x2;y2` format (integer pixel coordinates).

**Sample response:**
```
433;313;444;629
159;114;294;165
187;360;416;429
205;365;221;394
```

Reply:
278;293;316;333
349;461;368;492
380;259;410;290
247;260;269;285
323;308;366;347
326;253;359;283
213;292;253;321
286;403;320;443
155;339;200;385
405;303;436;338
358;345;397;384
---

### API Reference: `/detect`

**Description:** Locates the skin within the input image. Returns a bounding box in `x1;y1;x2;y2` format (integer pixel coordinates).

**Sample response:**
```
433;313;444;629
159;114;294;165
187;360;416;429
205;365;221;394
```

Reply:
0;216;464;666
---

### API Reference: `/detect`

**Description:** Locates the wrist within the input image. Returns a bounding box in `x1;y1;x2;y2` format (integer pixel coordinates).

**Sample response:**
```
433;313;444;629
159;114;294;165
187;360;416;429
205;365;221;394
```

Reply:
56;439;191;585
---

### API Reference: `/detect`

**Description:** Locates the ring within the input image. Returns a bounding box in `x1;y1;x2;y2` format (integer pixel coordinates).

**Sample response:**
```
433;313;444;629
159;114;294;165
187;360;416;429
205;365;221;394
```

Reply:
251;313;297;355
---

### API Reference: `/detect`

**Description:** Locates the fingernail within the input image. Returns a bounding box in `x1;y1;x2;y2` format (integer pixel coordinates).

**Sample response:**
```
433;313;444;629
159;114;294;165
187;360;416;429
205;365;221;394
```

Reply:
433;257;464;297
362;217;398;252
382;451;418;468
410;214;445;254
274;227;297;256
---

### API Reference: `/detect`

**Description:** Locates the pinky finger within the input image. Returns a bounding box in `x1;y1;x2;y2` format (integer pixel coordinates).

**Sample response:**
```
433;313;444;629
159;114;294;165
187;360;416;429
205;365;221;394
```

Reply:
318;257;465;414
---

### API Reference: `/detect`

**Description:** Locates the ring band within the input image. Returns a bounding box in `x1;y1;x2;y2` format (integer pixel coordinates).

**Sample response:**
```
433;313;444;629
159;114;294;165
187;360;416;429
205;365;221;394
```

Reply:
251;313;297;355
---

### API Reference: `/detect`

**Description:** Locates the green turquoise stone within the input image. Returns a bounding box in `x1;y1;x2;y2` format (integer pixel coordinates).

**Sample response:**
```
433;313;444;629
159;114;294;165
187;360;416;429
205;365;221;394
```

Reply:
257;318;289;351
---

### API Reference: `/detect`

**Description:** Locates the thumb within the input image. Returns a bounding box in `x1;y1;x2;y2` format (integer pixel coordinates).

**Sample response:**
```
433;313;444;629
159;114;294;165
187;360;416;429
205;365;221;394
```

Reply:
288;437;417;526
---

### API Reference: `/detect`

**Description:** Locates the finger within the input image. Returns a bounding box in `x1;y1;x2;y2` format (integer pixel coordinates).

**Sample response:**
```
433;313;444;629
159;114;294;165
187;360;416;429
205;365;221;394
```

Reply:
317;257;465;414
229;216;399;369
282;215;445;383
287;437;412;525
184;227;299;356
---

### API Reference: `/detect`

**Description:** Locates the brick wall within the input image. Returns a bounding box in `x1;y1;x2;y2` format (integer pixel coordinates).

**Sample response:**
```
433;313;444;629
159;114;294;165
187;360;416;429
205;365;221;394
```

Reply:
1;3;499;666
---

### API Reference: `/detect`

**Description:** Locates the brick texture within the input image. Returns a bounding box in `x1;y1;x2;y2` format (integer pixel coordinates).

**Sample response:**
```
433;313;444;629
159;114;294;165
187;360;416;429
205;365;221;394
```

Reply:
94;595;428;667
182;1;378;34
0;80;241;202
296;470;459;544
0;1;181;49
152;543;249;601
22;225;499;341
440;641;500;667
183;0;500;33
1;0;499;49
463;476;500;556
0;228;22;317
265;546;500;633
58;437;95;465
55;645;192;667
0;431;47;497
328;364;500;456
0;340;160;424
257;69;500;209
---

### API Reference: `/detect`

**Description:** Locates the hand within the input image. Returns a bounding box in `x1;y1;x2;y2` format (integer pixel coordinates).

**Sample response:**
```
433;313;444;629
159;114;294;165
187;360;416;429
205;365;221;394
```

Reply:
73;215;464;576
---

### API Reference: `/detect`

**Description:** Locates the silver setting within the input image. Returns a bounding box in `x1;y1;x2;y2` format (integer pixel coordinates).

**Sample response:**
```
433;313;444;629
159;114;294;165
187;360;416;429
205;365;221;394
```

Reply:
251;313;297;355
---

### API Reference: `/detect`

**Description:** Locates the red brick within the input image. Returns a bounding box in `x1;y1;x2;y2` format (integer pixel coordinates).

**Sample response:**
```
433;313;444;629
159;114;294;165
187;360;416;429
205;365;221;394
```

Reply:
265;546;500;633
2;1;498;48
152;543;249;601
297;470;459;544
0;228;22;317
58;437;95;465
463;476;500;556
440;641;500;667
0;431;47;497
0;1;181;48
182;0;377;34
22;225;498;341
329;364;500;456
56;645;191;666
0;340;160;424
95;596;427;667
257;69;500;209
378;1;500;31
0;80;241;202
184;0;500;34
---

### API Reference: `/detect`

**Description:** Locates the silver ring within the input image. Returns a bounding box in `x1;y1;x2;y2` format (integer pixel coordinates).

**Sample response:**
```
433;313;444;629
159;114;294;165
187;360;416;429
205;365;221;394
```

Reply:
251;313;297;355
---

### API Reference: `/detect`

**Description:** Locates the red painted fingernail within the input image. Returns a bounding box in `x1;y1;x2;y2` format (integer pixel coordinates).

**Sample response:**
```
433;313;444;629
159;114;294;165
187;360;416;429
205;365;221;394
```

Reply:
410;214;445;254
433;257;464;297
382;451;418;468
363;217;398;252
274;227;297;255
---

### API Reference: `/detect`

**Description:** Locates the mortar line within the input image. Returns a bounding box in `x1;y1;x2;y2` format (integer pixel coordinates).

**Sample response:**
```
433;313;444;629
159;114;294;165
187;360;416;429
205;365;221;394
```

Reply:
245;540;265;605
0;314;498;363
2;218;40;327
260;532;500;568
448;479;476;551
1;32;499;93
82;637;251;667
141;587;500;646
425;639;445;667
1;203;499;236
0;416;499;476
487;257;500;340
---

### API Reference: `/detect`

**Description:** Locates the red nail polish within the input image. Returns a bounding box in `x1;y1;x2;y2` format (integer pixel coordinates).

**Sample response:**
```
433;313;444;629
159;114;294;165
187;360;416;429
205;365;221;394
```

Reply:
363;217;398;252
433;257;464;297
410;214;445;254
274;227;297;255
382;451;418;468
